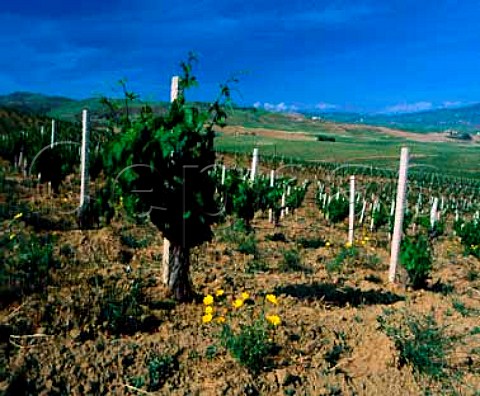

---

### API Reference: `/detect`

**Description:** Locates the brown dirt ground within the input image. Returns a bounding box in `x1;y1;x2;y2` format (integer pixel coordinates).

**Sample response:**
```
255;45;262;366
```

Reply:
220;123;480;144
0;161;479;395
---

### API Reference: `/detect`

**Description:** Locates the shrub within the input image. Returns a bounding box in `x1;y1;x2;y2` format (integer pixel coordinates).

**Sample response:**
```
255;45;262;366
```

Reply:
120;233;151;249
400;234;432;289
245;258;269;274
220;319;275;374
377;311;456;382
455;219;480;258
324;331;351;368
280;248;308;272
326;246;358;275
0;217;56;297
325;198;349;223
237;233;258;256
97;279;148;335
146;352;178;392
316;134;336;142
452;299;478;317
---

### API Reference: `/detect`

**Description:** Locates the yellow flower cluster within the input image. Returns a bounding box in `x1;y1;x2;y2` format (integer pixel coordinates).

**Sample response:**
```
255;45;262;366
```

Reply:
202;294;215;323
201;290;282;327
266;315;281;326
202;291;227;323
360;236;370;246
203;294;214;306
233;298;244;308
232;291;250;308
265;294;278;305
202;313;213;323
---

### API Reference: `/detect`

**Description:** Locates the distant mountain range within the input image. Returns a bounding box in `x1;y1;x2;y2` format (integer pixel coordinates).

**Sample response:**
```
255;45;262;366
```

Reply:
1;91;480;133
305;104;480;133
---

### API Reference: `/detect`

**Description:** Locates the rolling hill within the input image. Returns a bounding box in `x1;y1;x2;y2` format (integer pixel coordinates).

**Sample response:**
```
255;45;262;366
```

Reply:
1;91;480;134
307;104;480;133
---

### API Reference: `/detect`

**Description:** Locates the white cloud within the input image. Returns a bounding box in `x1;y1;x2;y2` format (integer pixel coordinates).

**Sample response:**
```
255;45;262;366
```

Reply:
315;102;337;110
441;101;462;108
383;101;433;114
254;102;299;113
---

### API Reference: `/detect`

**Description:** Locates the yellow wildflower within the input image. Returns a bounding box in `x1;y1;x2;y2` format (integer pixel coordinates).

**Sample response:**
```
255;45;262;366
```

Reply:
13;213;23;220
325;242;331;247
233;298;244;308
215;289;224;297
265;294;278;305
241;292;250;300
361;240;366;246
202;313;213;323
205;306;213;314
203;294;214;306
216;316;226;324
345;242;352;248
266;315;281;326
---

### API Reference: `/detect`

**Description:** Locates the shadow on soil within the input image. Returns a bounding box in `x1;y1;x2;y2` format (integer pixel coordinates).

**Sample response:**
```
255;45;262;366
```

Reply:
275;282;405;307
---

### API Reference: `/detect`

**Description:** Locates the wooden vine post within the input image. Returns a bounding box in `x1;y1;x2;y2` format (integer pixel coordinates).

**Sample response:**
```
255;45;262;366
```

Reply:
51;119;56;148
348;175;355;245
79;109;90;216
18;150;23;172
162;76;180;285
221;165;226;185
389;147;409;283
250;148;258;181
280;191;286;219
268;169;275;223
430;197;438;228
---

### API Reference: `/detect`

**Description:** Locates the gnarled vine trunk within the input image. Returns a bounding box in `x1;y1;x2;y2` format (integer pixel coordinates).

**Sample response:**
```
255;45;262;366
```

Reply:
166;244;193;302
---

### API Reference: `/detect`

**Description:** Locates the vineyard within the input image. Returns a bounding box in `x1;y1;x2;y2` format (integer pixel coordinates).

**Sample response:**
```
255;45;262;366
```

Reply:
1;67;480;395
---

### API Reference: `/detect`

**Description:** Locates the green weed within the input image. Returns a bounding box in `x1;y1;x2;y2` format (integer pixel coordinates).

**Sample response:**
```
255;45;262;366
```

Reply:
220;319;276;374
377;311;456;382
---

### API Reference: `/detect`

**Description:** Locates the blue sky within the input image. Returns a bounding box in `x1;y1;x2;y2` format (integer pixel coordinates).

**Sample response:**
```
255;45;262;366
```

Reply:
1;0;480;113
